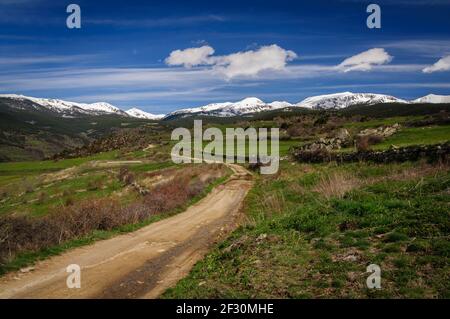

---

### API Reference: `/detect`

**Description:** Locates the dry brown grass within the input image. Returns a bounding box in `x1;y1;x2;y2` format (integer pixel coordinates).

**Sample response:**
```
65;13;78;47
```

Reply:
261;191;286;216
313;172;361;199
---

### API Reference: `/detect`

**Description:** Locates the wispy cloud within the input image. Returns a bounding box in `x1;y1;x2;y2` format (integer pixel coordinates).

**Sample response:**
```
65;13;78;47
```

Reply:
381;39;450;57
85;15;226;28
423;55;450;73
0;54;100;66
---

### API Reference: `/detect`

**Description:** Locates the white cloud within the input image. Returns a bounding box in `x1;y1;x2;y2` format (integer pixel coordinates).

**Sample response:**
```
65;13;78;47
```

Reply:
165;44;297;78
213;44;297;78
422;55;450;73
165;46;215;68
337;48;393;72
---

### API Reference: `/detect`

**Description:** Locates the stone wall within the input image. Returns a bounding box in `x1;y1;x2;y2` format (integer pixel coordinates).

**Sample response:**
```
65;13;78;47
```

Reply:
292;143;450;164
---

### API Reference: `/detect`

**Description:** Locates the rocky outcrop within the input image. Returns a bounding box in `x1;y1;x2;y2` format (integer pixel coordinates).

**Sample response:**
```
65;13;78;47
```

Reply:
300;128;351;152
357;123;401;139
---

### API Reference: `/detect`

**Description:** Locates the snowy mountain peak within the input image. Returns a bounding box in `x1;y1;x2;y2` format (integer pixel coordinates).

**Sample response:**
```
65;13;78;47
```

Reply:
413;94;450;104
125;108;165;120
78;102;122;114
268;101;294;109
297;92;407;109
234;97;265;107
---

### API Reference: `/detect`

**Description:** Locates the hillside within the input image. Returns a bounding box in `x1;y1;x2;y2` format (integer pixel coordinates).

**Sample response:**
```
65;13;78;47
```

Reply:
0;98;154;161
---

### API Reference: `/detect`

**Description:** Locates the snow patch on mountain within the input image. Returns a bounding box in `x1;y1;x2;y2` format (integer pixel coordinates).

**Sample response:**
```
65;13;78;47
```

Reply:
126;108;165;120
412;94;450;104
296;92;407;110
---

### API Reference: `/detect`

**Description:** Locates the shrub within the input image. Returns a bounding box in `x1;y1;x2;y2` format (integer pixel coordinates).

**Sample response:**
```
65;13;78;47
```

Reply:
118;167;135;185
356;135;370;152
356;134;384;152
313;172;360;199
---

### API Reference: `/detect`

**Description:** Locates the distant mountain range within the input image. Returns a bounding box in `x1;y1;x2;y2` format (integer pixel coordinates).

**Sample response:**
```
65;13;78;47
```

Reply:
1;92;449;120
164;92;450;118
0;94;163;120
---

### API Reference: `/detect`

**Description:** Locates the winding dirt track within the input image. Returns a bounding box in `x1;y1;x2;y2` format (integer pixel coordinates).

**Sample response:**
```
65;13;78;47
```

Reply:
0;164;252;299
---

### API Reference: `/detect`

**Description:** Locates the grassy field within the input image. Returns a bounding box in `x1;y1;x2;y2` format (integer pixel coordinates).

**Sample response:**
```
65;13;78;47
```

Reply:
164;160;450;298
374;125;450;150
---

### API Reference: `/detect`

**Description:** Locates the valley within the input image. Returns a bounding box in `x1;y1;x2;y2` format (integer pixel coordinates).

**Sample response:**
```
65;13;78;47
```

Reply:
0;93;449;298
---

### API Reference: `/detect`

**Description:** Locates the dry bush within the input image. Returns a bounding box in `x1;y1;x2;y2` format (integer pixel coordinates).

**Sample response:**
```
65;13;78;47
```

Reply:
374;161;450;183
0;164;227;265
287;125;304;138
117;167;135;185
356;134;384;152
356;135;370;152
313;172;361;199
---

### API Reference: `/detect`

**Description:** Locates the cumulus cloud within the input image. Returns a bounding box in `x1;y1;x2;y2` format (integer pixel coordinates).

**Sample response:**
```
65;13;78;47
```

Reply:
165;44;297;78
165;45;215;68
213;45;297;78
422;55;450;73
337;48;393;72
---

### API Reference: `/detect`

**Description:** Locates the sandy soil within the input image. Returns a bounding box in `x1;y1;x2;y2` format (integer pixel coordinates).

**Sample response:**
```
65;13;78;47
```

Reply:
0;164;252;299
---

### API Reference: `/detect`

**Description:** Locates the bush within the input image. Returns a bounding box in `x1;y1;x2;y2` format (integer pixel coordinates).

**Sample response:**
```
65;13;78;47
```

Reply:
356;135;384;152
118;167;135;185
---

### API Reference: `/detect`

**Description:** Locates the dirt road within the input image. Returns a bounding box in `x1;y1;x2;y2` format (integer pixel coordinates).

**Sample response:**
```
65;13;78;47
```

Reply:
0;164;252;299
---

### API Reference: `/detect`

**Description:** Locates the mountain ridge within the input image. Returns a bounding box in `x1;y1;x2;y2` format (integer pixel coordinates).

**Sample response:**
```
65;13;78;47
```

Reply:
1;92;450;120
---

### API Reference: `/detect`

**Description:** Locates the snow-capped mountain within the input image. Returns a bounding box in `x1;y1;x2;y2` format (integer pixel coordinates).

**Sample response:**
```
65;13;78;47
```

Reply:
296;92;407;110
125;108;165;120
164;92;411;118
2;92;449;121
412;94;450;104
0;94;127;116
166;97;293;118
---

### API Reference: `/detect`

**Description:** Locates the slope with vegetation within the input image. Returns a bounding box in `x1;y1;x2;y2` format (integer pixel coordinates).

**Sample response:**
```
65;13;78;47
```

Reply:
163;103;450;299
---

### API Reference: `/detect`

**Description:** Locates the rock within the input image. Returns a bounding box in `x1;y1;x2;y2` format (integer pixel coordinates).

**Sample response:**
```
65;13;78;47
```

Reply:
334;128;350;141
20;266;35;273
358;123;401;139
256;233;267;243
343;254;358;262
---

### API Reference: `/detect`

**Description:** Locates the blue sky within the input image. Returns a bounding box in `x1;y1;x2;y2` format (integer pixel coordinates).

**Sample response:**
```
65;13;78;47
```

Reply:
1;0;450;114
